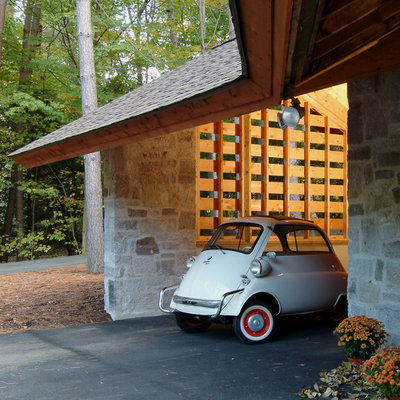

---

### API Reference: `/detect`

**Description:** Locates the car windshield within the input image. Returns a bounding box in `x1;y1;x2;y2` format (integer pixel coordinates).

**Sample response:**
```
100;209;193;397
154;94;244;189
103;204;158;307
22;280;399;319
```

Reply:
204;223;263;254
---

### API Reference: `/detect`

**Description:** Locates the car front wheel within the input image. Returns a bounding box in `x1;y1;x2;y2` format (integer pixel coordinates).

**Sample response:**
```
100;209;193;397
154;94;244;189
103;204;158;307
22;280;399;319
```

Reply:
175;313;211;333
233;301;276;344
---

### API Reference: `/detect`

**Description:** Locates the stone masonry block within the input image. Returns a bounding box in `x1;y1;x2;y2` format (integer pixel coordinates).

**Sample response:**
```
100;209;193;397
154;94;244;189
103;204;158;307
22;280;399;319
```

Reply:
347;104;364;144
178;159;195;184
348;204;364;216
117;219;138;231
358;280;381;304
364;164;373;185
378;151;400;167
128;209;147;218
157;258;176;275
115;174;129;198
162;208;178;216
136;236;160;255
383;241;400;258
366;116;388;140
375;259;384;281
385;261;400;290
348;146;371;161
348;165;363;199
375;170;394;180
379;222;400;243
361;218;380;255
178;211;195;230
393;187;400;203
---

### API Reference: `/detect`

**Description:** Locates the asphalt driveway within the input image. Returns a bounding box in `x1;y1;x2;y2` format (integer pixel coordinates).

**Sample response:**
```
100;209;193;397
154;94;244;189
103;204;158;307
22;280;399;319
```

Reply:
0;315;345;400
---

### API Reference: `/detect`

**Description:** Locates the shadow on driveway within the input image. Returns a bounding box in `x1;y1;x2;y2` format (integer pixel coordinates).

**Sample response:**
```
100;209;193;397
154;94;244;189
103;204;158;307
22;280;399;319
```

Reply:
0;315;345;400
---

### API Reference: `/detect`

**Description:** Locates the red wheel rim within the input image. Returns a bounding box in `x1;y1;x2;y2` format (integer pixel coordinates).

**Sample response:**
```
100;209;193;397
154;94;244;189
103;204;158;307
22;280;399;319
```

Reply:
243;308;270;337
184;317;204;327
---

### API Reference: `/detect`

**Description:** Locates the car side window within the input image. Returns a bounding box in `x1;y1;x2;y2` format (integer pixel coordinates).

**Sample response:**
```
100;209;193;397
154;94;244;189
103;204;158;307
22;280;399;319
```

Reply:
286;226;331;253
263;232;284;253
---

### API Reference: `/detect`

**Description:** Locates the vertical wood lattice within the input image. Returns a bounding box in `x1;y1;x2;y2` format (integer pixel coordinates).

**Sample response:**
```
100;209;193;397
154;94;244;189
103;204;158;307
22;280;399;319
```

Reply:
196;102;347;246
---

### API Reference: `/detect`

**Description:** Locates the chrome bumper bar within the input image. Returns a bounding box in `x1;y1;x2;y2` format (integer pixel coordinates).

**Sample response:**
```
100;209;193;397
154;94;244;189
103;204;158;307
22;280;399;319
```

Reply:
159;284;179;313
159;285;244;318
212;289;244;318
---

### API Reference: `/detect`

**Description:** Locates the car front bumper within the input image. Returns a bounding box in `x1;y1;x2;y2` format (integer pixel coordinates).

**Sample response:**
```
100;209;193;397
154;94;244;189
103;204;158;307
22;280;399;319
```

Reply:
159;285;244;318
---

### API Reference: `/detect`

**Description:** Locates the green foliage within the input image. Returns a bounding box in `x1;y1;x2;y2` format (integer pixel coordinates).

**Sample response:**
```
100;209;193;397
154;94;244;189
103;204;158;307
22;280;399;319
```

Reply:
0;231;51;260
0;0;230;260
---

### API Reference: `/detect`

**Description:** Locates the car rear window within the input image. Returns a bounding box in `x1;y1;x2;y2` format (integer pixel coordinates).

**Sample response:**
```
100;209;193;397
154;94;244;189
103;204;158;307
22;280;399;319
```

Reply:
286;228;331;253
267;224;332;254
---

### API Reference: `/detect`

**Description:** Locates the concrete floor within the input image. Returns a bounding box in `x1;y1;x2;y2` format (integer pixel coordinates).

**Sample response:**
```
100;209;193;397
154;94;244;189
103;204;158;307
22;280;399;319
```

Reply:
0;315;345;400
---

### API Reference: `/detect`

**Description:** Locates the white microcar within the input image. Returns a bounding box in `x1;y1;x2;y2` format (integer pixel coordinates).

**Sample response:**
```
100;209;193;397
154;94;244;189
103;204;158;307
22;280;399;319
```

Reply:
159;216;347;344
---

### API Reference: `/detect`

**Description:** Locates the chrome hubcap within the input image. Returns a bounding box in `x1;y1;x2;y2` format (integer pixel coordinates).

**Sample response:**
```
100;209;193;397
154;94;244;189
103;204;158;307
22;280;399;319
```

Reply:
247;313;265;332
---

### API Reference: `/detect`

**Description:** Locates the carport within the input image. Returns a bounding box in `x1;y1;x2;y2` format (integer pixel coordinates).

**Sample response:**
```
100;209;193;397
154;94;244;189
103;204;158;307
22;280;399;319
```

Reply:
10;1;400;343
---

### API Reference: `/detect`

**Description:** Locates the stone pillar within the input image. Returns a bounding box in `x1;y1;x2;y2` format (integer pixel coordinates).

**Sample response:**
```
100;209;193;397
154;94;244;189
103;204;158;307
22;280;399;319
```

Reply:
347;68;400;344
103;129;198;320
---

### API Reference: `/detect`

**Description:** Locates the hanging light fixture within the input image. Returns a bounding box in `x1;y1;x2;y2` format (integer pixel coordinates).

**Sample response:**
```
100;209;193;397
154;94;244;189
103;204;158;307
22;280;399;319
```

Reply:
277;98;304;130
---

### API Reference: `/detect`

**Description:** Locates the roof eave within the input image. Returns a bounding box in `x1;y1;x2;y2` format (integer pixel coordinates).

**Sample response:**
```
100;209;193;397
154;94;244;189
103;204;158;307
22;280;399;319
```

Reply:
11;0;293;168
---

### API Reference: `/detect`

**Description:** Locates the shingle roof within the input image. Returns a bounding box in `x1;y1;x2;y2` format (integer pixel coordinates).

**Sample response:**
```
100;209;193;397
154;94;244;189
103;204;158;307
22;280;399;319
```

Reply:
11;39;243;158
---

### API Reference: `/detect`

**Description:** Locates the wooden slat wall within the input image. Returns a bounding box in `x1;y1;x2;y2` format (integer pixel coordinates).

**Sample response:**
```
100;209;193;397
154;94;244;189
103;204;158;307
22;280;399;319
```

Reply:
196;101;347;245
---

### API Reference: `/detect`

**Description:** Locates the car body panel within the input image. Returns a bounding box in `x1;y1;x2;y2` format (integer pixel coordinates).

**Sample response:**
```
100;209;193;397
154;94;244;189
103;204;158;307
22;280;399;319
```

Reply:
163;216;347;319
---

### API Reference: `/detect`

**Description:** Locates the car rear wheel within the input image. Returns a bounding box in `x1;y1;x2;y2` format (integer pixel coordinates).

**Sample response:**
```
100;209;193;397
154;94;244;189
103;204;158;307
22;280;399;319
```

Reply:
175;313;211;333
322;296;348;323
233;301;276;344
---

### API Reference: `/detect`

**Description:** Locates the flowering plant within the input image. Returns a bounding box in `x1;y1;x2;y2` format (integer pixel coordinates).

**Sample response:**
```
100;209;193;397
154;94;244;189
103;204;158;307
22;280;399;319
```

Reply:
333;315;388;359
363;346;400;397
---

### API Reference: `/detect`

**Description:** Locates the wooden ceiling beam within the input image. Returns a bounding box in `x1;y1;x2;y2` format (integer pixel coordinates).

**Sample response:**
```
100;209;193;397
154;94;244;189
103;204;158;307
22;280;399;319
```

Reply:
313;0;400;60
319;0;384;35
293;28;400;95
315;19;400;73
322;0;364;20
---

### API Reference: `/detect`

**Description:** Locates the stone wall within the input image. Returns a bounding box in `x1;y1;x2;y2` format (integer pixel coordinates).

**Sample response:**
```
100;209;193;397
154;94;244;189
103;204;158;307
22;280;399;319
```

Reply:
347;68;400;344
103;128;198;320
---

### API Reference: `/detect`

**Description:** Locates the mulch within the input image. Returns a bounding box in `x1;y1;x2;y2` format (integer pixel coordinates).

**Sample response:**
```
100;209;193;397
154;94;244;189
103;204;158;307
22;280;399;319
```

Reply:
0;265;112;334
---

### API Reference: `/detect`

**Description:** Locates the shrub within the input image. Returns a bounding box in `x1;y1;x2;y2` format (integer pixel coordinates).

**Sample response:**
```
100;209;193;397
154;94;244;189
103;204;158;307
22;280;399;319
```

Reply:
333;315;388;359
363;346;400;397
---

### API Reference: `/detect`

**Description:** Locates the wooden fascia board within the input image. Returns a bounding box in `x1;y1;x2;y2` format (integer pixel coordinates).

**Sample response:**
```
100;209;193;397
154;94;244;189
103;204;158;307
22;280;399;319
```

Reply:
12;80;278;168
234;0;292;100
292;28;400;95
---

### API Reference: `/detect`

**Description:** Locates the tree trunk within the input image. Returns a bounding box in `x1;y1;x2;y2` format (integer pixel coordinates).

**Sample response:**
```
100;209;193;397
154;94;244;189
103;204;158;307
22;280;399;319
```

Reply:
199;0;206;53
0;164;18;263
76;0;104;273
228;5;235;40
0;0;7;69
15;167;24;261
20;0;42;87
167;2;178;48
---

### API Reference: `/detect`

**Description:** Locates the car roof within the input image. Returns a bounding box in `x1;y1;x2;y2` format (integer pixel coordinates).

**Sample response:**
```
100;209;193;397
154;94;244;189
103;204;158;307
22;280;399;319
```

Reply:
222;216;315;228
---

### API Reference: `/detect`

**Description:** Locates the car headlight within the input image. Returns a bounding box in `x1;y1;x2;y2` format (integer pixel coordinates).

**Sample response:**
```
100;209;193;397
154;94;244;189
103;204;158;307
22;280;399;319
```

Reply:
250;259;262;276
185;256;196;269
250;258;272;278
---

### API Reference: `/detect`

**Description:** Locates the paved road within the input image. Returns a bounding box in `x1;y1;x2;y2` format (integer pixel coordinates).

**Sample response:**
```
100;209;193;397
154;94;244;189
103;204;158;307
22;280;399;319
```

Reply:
0;255;87;275
0;316;345;400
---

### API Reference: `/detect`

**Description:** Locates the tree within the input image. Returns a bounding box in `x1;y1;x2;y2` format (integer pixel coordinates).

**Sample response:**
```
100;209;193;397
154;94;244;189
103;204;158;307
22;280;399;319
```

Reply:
0;0;231;262
0;0;6;69
76;0;104;274
0;0;42;261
